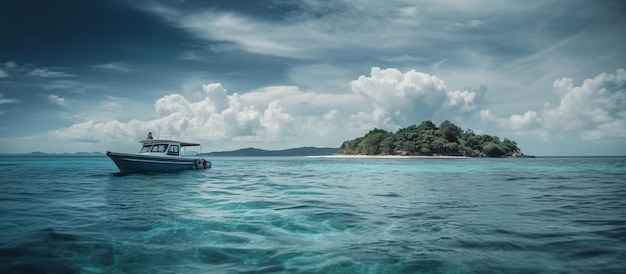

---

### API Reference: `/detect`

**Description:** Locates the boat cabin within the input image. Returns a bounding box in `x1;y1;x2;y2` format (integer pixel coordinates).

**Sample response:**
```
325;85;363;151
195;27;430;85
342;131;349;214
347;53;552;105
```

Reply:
138;139;202;157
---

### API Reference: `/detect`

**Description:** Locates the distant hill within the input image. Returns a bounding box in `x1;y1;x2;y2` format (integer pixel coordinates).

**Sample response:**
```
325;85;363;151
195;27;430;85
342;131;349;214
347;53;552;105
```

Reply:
205;147;338;156
0;147;339;157
0;152;105;157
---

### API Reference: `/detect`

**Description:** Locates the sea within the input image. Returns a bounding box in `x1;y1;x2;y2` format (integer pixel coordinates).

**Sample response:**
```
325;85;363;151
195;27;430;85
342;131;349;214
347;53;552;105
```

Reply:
0;156;625;274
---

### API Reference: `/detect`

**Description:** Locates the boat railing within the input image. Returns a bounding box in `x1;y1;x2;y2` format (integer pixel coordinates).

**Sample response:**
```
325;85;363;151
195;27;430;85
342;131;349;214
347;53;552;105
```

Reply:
155;136;172;140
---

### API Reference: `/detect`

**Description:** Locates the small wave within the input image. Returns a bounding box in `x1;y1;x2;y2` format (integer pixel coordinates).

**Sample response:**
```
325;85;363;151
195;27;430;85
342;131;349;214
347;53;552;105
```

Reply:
453;238;527;251
503;175;543;181
373;192;402;198
541;239;620;259
274;204;313;211
196;247;279;269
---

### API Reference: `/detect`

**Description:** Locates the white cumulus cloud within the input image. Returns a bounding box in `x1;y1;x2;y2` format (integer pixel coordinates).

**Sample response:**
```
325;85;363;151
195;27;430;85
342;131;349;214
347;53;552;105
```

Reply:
47;82;361;150
52;64;626;156
481;69;626;140
38;66;626;154
350;67;480;129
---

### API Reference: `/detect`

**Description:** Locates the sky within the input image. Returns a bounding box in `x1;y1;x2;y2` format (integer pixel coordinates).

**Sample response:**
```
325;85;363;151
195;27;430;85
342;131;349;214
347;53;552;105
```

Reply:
0;0;625;156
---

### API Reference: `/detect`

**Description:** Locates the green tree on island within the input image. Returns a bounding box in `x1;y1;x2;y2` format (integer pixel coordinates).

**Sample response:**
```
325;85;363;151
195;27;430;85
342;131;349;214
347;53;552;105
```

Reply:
339;120;525;157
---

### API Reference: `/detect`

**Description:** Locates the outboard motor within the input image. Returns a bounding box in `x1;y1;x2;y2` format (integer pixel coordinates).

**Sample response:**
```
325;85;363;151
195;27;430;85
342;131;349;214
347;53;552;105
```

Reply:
202;159;211;169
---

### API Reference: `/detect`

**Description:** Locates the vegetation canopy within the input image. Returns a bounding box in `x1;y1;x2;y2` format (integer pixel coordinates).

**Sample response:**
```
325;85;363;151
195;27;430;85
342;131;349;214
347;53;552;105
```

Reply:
339;120;522;157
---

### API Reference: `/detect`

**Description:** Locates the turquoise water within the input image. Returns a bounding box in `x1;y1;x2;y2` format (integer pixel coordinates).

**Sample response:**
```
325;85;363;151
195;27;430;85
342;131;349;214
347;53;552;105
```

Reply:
0;156;625;273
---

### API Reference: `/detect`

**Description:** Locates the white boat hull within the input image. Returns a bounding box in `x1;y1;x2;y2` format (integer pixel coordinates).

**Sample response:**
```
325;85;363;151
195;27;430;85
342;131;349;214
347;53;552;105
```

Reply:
106;151;210;173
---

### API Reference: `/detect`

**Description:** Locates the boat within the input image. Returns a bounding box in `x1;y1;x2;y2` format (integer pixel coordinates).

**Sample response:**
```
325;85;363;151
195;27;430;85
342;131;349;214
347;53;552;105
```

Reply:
106;138;211;173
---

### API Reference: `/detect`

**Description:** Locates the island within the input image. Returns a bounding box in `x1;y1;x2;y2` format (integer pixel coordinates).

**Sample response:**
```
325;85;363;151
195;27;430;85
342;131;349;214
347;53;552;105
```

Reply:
204;147;338;157
339;120;531;157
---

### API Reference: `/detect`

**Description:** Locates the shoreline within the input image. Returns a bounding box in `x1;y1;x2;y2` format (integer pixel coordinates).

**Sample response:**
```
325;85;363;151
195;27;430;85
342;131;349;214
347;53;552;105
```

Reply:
309;154;471;159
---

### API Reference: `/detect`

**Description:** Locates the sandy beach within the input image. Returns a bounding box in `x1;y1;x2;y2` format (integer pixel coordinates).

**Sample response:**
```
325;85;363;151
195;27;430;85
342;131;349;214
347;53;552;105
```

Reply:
309;154;471;159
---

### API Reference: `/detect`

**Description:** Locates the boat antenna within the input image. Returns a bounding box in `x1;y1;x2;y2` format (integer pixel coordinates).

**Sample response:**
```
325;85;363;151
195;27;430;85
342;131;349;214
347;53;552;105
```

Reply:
156;120;162;139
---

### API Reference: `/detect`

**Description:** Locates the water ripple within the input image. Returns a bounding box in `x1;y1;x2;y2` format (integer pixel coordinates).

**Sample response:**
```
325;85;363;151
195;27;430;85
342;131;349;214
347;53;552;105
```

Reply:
1;156;625;273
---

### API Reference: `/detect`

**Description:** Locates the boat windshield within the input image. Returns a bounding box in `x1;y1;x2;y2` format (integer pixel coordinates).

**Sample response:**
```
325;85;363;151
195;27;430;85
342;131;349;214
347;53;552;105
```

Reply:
150;144;169;152
140;145;151;153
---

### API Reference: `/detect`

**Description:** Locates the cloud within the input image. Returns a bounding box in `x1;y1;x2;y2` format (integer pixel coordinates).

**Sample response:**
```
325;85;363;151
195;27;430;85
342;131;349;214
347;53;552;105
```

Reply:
446;89;478;111
49;119;150;145
146;2;431;59
349;67;480;129
181;51;202;61
94;62;131;73
175;11;322;58
28;68;76;78
289;64;353;93
481;69;626;140
0;93;19;105
45;67;489;151
48;94;68;108
547;69;626;139
152;84;323;142
41;65;625;154
0;62;76;79
0;62;17;77
448;20;486;30
39;80;87;93
48;82;356;150
57;95;155;125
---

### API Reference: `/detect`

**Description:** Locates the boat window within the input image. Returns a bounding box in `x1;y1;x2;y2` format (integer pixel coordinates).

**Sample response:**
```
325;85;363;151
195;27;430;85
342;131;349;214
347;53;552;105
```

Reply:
140;145;152;153
151;144;168;152
167;145;180;156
